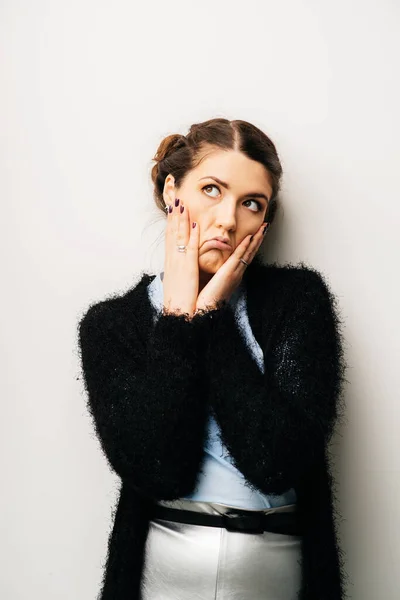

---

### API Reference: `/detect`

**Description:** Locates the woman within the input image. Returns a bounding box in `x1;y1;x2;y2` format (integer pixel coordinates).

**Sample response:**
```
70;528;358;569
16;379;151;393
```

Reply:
77;118;349;599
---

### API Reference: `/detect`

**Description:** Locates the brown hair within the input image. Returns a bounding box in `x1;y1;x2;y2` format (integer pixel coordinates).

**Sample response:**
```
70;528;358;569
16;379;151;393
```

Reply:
150;118;283;226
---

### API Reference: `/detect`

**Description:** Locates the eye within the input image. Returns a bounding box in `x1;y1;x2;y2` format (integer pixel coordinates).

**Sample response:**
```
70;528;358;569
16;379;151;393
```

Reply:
202;184;263;213
203;184;220;198
243;199;263;212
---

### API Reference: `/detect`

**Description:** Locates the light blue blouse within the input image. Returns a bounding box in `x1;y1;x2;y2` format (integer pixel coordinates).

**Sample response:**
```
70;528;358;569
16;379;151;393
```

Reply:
147;271;297;509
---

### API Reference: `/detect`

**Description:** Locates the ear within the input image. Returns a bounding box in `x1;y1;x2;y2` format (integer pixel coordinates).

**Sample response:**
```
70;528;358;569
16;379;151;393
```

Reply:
163;174;176;206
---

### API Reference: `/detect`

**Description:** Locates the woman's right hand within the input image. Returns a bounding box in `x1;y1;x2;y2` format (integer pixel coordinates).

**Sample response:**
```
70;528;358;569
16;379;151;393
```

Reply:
162;196;200;319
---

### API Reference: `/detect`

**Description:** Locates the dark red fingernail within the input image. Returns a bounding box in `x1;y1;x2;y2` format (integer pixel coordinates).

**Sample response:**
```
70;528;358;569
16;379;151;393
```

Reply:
192;222;196;228
168;205;173;213
180;204;184;213
175;198;180;207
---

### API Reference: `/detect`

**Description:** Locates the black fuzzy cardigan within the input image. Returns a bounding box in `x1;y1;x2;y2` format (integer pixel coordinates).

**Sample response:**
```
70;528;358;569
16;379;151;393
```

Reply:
77;255;349;600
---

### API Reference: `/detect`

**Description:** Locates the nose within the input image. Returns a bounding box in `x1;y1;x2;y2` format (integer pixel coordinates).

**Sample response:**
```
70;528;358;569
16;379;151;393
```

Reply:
214;199;237;233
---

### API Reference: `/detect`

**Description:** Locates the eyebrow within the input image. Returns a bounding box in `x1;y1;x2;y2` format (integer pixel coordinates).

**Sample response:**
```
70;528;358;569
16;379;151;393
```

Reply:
198;176;270;204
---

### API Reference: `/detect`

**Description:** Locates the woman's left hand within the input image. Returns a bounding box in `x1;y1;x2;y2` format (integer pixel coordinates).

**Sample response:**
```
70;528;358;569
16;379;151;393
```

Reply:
195;222;268;313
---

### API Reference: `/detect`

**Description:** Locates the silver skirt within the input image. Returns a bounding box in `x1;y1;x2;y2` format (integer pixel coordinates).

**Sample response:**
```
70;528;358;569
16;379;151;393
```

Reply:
140;498;303;599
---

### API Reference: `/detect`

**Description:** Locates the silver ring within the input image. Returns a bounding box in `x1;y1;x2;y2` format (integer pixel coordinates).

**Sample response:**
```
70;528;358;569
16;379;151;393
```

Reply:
240;257;249;266
177;244;187;253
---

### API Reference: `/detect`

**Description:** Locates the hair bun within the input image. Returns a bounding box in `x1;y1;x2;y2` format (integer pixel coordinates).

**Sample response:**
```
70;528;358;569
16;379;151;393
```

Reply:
153;133;187;165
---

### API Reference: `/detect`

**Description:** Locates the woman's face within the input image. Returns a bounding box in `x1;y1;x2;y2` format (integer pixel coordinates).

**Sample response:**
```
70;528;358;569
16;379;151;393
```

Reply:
163;146;273;278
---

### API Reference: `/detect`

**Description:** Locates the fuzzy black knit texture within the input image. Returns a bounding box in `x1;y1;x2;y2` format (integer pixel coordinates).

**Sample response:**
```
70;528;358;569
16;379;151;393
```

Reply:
206;265;347;495
77;256;349;600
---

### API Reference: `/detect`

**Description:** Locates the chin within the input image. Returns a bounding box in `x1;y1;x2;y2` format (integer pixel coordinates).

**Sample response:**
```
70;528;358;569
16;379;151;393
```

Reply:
199;252;227;274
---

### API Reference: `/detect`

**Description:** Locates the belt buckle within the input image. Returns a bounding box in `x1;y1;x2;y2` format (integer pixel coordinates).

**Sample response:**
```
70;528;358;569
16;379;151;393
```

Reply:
222;511;265;534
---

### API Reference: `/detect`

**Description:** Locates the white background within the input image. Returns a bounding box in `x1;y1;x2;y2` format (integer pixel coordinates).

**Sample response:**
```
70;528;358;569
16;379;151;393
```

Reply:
1;1;399;598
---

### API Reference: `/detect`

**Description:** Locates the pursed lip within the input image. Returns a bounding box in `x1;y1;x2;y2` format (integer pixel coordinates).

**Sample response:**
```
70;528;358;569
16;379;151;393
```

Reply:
203;236;232;250
204;238;232;250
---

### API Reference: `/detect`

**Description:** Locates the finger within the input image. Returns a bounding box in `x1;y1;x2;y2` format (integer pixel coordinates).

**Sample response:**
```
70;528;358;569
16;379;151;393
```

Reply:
187;207;199;250
178;199;198;252
235;223;267;269
165;200;173;245
232;233;253;261
255;222;269;251
171;196;180;241
175;198;187;247
166;196;183;255
247;222;268;254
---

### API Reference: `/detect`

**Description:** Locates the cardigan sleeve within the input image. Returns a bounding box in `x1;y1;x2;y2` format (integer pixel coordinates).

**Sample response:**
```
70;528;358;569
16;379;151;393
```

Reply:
205;268;347;496
77;294;224;500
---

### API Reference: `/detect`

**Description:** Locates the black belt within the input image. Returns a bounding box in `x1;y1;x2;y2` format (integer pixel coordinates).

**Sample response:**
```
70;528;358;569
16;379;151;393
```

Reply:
151;504;303;536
